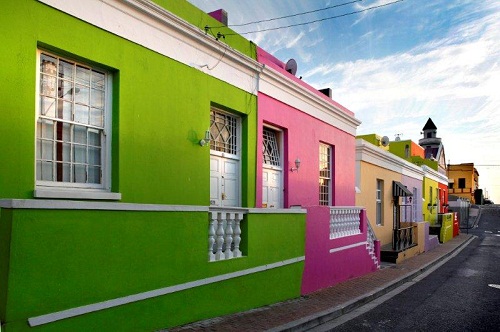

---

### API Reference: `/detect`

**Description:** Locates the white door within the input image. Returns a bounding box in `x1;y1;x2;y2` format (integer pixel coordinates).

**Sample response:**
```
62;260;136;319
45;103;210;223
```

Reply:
262;127;283;208
209;109;240;207
262;167;282;208
210;155;239;207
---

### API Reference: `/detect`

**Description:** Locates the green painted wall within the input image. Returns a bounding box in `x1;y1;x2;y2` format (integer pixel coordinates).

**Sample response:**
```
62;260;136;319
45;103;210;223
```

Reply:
1;208;305;331
150;0;257;59
388;140;411;159
0;0;257;206
0;1;299;330
389;141;438;170
422;177;439;224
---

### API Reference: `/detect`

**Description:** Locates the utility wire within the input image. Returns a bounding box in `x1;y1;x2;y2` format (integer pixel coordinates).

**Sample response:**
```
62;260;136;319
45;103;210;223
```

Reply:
228;0;364;27
224;0;405;36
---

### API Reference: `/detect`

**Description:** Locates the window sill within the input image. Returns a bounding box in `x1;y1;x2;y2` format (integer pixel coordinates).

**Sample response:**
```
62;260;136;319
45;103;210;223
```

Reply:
34;188;122;201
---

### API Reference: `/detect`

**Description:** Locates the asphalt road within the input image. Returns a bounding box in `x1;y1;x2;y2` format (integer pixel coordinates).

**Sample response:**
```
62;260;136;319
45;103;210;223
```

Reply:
309;205;500;332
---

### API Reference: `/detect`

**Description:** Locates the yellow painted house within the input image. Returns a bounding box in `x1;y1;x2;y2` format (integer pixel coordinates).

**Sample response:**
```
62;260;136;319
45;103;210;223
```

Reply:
447;163;479;203
356;137;427;263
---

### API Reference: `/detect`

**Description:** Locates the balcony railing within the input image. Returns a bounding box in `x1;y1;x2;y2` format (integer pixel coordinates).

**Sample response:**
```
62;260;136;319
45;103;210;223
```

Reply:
208;209;245;262
392;225;415;251
330;207;362;239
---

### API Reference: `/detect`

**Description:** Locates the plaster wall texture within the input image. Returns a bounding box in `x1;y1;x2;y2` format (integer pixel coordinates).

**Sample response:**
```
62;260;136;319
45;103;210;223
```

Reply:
356;161;401;246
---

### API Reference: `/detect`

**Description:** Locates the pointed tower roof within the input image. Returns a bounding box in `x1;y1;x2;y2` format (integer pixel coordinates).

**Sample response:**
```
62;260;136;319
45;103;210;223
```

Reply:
422;118;437;130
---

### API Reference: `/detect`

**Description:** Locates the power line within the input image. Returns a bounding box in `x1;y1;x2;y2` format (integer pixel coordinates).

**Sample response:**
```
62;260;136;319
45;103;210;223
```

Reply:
228;0;364;27
224;0;405;36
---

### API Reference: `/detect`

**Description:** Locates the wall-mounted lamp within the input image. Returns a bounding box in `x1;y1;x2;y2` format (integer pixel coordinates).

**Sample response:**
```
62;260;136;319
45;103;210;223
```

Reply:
199;130;211;146
290;158;301;172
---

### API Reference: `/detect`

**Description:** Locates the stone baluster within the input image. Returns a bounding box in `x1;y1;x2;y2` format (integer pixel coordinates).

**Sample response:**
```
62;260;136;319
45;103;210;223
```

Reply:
348;209;353;234
224;213;234;259
215;212;225;261
233;213;242;258
208;211;217;262
329;210;335;238
341;209;348;237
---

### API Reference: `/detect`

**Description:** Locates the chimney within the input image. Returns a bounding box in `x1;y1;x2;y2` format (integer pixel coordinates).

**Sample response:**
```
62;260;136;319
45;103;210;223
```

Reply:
319;88;332;98
209;9;228;26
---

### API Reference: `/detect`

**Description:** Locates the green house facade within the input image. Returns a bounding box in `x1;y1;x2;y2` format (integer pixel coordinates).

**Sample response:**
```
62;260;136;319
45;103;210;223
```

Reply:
0;1;306;330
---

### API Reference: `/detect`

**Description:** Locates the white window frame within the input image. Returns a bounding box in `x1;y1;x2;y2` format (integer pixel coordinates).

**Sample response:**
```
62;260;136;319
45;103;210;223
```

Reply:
262;126;283;171
319;143;332;206
34;50;118;200
376;179;383;225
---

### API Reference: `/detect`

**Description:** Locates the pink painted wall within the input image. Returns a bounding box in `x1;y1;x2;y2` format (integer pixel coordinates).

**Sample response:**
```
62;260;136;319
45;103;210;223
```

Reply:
301;207;379;294
257;94;356;207
256;48;356;208
256;47;377;294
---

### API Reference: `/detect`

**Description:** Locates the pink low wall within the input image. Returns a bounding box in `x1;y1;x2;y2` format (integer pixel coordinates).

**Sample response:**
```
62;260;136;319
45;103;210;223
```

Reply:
301;206;379;295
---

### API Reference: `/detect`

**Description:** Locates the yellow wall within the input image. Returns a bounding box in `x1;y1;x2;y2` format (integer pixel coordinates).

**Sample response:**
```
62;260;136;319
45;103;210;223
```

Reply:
447;164;478;203
356;160;401;246
422;176;439;224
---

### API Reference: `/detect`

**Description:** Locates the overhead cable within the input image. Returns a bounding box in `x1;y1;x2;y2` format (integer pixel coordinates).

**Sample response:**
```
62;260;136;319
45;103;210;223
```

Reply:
224;0;405;35
228;0;364;27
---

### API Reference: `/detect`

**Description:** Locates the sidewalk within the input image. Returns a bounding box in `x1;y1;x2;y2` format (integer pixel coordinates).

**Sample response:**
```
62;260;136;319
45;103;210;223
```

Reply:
166;234;475;332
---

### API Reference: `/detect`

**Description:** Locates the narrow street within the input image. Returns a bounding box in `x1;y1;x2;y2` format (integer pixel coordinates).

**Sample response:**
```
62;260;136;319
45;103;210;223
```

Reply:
309;206;500;332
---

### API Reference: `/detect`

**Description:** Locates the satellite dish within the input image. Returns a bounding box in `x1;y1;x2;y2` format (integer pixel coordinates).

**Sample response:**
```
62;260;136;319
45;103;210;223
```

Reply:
381;136;390;147
285;58;297;75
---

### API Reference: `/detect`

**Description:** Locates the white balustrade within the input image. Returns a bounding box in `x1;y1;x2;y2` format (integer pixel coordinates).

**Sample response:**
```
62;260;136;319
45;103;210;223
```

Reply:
329;207;362;239
208;210;245;262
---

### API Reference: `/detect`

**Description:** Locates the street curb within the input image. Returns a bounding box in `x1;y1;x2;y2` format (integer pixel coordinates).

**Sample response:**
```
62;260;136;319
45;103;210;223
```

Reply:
268;235;476;332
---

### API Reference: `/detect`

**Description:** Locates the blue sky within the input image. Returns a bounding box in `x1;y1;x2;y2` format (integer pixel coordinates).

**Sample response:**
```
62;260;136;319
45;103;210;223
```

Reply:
188;0;500;203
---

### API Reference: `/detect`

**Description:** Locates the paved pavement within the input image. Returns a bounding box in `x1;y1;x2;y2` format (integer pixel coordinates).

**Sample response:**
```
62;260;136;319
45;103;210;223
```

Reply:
166;233;475;332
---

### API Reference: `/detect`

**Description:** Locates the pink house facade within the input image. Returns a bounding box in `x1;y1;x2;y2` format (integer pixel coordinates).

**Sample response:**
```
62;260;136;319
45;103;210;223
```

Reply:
256;48;380;295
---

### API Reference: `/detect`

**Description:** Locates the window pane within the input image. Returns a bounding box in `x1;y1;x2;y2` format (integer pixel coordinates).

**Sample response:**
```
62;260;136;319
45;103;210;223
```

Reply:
90;108;103;127
40;161;53;181
59;60;74;79
41;140;53;160
40;74;57;97
59;79;73;100
89;146;101;166
73;164;86;183
62;163;71;182
76;65;90;85
40;119;54;139
62;142;71;162
91;89;104;109
40;54;57;75
60;122;71;142
88;129;101;146
88;166;101;184
74;126;87;144
74;104;89;124
40;96;56;117
91;71;105;89
56;162;71;182
74;144;86;163
75;84;90;104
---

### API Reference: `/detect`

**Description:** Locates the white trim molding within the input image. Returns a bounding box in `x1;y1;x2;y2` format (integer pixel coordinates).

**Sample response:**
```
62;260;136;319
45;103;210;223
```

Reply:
260;65;361;136
27;256;305;327
37;0;263;95
422;165;449;185
329;241;367;254
356;139;425;177
0;199;206;212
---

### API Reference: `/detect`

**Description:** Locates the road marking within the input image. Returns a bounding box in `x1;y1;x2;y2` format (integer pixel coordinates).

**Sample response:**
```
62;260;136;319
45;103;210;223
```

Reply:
484;231;493;233
488;284;500;290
